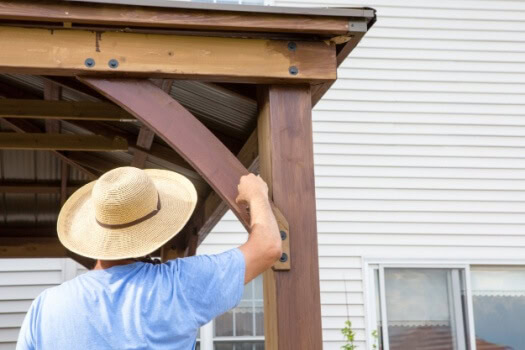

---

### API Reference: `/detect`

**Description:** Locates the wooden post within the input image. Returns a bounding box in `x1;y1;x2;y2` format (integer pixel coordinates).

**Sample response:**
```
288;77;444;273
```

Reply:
258;85;322;349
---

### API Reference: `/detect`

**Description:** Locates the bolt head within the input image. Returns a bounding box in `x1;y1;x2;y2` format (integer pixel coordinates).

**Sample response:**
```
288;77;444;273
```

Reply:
108;59;119;69
289;66;299;75
288;41;297;51
84;58;95;68
279;253;288;263
280;230;287;240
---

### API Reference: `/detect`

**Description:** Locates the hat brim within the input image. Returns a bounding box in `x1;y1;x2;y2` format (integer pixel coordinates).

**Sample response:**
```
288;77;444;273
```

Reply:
57;169;197;260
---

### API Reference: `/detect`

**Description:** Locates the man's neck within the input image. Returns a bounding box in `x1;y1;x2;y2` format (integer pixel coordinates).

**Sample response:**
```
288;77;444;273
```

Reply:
94;259;135;270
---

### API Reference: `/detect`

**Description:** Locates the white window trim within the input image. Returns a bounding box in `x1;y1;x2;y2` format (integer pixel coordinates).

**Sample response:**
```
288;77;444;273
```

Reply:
362;258;525;350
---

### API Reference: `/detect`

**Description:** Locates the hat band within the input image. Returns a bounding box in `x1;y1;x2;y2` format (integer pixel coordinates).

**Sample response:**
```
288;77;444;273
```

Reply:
96;195;161;229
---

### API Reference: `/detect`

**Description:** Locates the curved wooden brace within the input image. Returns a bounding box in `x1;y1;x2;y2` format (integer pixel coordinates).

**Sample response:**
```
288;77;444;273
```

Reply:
78;78;288;245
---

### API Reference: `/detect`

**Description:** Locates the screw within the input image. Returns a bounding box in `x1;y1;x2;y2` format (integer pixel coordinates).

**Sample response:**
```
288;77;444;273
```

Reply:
288;41;297;51
280;230;287;240
108;59;119;69
289;66;299;75
84;58;95;68
279;253;288;263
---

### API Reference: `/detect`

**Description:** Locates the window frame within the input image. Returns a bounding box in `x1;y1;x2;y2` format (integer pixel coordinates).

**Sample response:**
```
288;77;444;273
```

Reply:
364;261;479;350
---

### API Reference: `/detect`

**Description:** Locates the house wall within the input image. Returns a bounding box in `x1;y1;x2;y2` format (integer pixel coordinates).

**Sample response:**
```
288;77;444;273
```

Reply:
202;0;525;348
1;1;525;349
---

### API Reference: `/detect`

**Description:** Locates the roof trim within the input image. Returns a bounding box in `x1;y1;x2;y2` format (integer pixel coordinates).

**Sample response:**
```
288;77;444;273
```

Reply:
67;0;375;19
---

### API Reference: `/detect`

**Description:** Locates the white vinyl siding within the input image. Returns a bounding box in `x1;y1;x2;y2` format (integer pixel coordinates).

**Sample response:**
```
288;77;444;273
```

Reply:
202;0;525;349
0;259;83;349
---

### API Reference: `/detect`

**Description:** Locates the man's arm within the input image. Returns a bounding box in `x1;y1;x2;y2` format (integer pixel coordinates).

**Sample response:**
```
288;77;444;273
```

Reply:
237;174;282;284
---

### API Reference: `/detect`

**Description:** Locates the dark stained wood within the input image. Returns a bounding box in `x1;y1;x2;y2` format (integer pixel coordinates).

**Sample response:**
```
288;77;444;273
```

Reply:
258;85;322;349
0;1;357;36
0;26;336;84
131;126;155;168
0;99;135;121
43;81;62;134
195;129;258;246
1;118;98;179
0;133;128;151
0;237;67;258
42;76;107;101
0;182;80;194
79;78;252;229
60;161;69;206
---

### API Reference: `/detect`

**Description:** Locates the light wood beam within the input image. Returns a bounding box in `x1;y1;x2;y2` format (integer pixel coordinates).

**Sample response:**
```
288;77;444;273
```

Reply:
0;133;128;151
0;26;336;83
0;1;371;35
0;99;135;121
0;118;98;179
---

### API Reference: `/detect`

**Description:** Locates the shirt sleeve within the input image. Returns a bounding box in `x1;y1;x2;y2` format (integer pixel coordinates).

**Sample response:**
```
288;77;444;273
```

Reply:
172;248;246;327
16;299;37;350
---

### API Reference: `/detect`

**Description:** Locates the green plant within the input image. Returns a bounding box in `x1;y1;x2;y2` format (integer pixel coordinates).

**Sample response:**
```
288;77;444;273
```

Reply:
371;329;379;350
341;320;356;350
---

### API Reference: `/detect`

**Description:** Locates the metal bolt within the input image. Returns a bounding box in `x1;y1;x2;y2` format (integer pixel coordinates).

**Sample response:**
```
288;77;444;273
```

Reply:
108;59;119;69
289;66;299;75
84;58;95;68
280;230;287;240
288;41;297;51
279;253;288;263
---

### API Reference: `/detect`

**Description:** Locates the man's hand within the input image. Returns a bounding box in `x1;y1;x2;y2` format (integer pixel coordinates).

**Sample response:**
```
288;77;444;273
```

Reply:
236;174;269;207
237;174;282;284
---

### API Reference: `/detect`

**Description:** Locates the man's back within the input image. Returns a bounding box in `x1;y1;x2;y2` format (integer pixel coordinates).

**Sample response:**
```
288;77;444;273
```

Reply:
16;249;245;350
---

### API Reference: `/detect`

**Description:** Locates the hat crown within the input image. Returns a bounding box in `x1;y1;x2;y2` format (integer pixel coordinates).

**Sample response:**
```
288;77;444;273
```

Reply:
92;167;158;226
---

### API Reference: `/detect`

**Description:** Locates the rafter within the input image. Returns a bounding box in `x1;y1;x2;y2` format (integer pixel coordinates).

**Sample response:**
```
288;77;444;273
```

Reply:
0;99;135;121
0;181;81;194
1;118;98;179
0;133;128;151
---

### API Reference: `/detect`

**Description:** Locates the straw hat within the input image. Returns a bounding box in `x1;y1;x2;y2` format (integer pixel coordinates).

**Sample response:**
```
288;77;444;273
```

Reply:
57;167;197;260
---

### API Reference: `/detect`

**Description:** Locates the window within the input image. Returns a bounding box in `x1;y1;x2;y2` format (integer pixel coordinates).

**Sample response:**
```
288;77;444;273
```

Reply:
471;268;525;349
199;276;264;350
375;268;468;350
214;275;264;349
370;265;525;350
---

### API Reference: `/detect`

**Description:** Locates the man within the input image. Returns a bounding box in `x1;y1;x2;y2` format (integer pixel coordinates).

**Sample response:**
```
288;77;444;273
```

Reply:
17;167;282;349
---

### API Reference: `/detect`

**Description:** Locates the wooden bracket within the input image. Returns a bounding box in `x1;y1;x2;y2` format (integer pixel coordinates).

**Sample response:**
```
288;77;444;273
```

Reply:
271;204;290;271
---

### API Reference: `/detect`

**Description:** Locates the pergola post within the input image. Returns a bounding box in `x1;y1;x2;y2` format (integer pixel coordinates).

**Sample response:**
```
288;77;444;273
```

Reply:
258;85;322;349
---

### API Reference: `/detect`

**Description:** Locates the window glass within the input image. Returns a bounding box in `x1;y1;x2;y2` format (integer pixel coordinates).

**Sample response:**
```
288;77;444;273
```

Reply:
214;275;264;347
471;268;525;349
382;268;467;350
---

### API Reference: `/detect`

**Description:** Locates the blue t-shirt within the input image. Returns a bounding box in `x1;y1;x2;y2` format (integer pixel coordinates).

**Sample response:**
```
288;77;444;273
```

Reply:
16;248;245;350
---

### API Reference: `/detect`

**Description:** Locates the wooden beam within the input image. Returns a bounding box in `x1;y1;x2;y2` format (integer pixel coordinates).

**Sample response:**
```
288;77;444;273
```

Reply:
0;99;135;121
0;237;67;258
43;81;62;134
311;24;367;107
0;1;368;36
60;161;68;206
0;118;98;179
0;181;80;194
258;85;322;349
68;120;193;173
196;129;258;246
0;26;336;84
79;78;256;227
131;126;155;168
0;133;128;151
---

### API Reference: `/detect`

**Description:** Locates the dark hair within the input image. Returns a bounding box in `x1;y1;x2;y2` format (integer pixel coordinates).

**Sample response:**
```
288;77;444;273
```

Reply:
132;255;162;265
